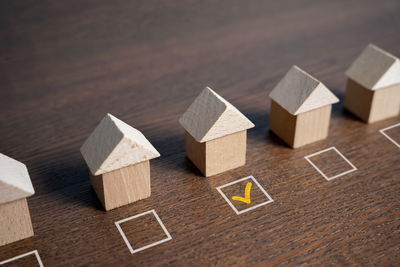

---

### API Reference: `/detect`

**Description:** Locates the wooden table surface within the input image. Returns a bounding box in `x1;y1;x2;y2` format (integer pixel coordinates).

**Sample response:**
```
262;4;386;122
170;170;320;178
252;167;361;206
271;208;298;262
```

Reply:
0;1;399;266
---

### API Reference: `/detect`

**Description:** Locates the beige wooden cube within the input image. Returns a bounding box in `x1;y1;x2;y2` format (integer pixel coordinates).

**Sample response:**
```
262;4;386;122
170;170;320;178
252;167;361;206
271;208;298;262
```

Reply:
184;130;246;177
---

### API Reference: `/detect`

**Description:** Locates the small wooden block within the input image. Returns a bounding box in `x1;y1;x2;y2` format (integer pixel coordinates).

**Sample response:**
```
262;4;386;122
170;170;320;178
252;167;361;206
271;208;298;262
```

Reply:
179;87;254;177
269;66;338;148
185;130;246;177
0;198;34;246
90;160;151;211
270;100;332;148
344;79;400;123
80;114;160;211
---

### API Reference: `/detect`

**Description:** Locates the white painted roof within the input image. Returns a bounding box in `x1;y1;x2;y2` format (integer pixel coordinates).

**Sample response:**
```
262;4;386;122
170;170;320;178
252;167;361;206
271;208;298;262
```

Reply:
179;87;254;143
346;44;400;90
0;153;35;204
269;65;339;115
80;114;160;175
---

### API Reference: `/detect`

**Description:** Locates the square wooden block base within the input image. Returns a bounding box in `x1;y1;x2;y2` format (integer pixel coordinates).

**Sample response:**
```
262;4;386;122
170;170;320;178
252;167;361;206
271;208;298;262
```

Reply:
0;198;34;246
269;100;331;148
90;160;151;211
344;79;400;123
185;130;246;177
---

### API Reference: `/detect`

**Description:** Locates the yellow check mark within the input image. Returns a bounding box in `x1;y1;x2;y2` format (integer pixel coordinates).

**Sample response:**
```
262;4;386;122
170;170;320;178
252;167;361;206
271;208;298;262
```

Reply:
232;182;252;204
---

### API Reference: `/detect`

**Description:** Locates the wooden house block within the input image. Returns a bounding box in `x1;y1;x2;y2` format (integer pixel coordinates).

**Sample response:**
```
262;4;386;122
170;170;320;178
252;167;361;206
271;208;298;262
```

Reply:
0;153;35;246
179;87;254;177
80;114;160;211
269;66;339;148
344;44;400;123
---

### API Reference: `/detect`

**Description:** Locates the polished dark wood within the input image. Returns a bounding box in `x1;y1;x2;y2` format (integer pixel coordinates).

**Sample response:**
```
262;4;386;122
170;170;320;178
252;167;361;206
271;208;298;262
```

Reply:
0;0;399;266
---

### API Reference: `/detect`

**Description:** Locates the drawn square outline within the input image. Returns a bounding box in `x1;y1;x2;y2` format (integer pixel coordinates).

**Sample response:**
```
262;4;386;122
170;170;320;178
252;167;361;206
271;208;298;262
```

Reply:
304;146;357;181
115;209;172;254
0;250;43;266
379;122;400;148
216;175;274;215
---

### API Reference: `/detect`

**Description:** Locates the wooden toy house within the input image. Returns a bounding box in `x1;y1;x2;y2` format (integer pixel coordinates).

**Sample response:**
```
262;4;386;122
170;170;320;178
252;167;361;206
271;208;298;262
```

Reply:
179;87;254;177
80;114;160;211
269;65;339;148
344;44;400;123
0;153;35;246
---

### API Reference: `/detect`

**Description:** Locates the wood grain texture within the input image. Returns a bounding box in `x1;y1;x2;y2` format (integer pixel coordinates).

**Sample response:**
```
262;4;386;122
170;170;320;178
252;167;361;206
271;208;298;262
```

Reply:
0;199;34;246
269;100;297;147
369;83;400;122
90;161;151;211
270;100;332;148
185;130;247;177
294;104;331;148
0;0;399;266
344;79;400;123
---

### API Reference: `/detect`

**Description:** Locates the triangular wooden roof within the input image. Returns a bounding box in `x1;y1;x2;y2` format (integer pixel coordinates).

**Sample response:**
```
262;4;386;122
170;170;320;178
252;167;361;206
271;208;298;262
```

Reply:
0;153;35;204
179;87;254;143
346;44;400;90
80;114;160;176
269;65;339;115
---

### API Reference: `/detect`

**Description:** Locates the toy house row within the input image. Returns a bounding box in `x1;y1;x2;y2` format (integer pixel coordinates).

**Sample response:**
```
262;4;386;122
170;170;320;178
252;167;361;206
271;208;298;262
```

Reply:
78;43;399;212
1;44;399;247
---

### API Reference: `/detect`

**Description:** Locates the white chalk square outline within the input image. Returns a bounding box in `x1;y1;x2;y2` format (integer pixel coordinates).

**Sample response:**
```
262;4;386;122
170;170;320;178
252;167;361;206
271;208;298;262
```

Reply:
216;176;274;215
379;122;400;148
0;250;43;266
115;209;172;254
305;146;357;181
